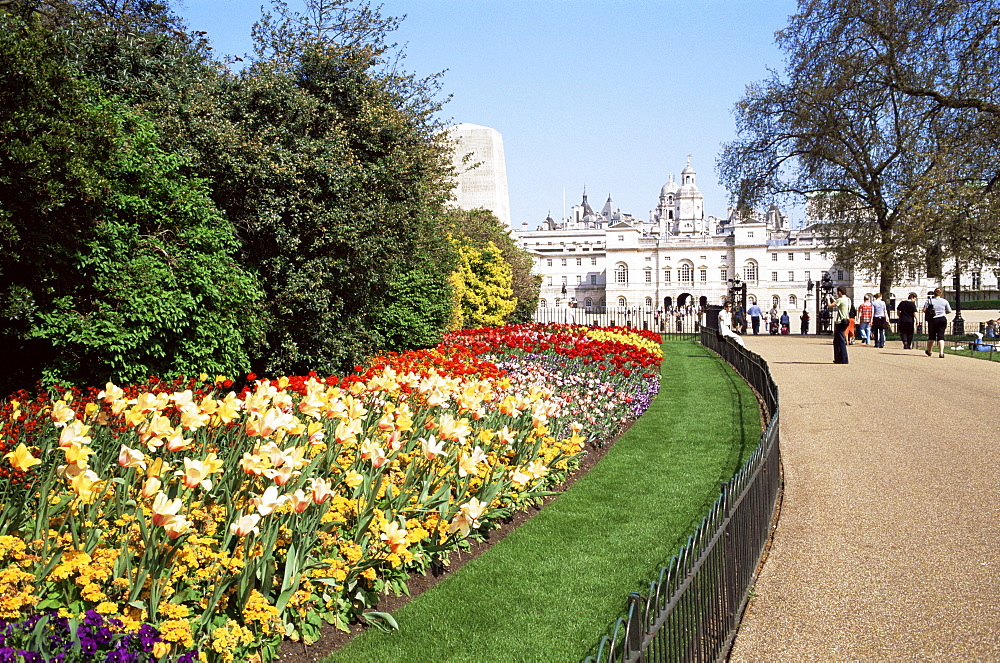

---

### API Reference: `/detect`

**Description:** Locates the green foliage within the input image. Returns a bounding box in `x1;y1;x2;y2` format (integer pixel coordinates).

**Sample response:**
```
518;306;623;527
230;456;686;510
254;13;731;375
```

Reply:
451;241;515;329
442;207;540;323
0;12;263;391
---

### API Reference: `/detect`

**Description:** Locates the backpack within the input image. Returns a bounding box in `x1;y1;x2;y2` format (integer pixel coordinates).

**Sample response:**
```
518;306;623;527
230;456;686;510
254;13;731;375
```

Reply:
924;297;936;322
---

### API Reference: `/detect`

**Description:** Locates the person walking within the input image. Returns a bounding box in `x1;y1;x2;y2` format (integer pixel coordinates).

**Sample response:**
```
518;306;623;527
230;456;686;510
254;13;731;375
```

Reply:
718;301;746;347
800;309;810;334
896;292;918;349
923;287;952;358
871;292;889;348
856;293;874;344
748;302;763;335
828;287;852;364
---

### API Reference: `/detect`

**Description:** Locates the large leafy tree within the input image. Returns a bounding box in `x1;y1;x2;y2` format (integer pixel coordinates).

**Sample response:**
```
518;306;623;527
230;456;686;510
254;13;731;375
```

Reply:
0;12;263;392
718;0;1000;295
449;242;515;330
442;207;540;323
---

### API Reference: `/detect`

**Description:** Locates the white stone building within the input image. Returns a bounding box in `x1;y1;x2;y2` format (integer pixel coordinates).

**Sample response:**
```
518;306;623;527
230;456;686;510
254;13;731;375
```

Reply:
446;123;511;227
516;159;953;318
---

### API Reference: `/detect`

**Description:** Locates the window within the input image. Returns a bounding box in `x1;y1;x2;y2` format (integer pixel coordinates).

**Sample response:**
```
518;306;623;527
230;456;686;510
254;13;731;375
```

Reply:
748;231;754;238
663;270;671;283
789;295;797;307
838;270;844;280
576;257;582;266
973;271;982;289
576;275;582;284
546;259;552;267
591;274;598;285
805;271;811;282
555;298;561;307
618;234;625;242
645;297;653;308
788;271;794;281
788;252;794;261
618;297;627;308
744;262;758;281
772;272;779;282
804;252;811;261
547;276;553;286
772;253;778;262
585;298;593;308
645;255;652;261
561;258;567;266
820;252;827;260
772;295;780;308
680;265;693;282
539;299;547;308
720;269;727;282
645;270;652;283
600;298;606;308
591;257;597;266
615;264;628;284
700;269;707;282
561;276;567;285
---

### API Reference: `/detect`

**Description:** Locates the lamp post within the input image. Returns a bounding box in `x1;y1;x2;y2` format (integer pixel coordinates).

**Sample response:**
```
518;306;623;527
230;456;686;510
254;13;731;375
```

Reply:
953;269;965;335
818;272;835;334
806;279;814;334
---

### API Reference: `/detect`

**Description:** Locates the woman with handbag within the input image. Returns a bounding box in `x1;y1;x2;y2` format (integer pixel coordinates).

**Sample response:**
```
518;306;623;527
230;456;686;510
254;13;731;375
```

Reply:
923;287;952;358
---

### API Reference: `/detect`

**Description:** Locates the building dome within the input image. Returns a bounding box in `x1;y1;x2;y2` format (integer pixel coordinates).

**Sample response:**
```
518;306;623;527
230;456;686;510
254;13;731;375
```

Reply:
660;176;679;198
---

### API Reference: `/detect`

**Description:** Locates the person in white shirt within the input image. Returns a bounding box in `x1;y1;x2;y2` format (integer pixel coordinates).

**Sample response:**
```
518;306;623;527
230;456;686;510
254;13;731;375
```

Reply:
718;301;746;347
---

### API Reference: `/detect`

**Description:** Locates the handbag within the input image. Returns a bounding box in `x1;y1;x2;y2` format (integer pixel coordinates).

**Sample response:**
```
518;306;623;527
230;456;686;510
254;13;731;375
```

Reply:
924;298;936;322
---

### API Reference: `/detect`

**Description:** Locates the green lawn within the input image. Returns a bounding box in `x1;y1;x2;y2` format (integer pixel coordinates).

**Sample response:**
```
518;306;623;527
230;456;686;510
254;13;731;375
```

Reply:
323;340;761;663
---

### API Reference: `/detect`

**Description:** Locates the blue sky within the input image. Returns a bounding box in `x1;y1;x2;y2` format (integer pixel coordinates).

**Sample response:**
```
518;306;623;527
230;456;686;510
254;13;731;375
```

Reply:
176;0;799;226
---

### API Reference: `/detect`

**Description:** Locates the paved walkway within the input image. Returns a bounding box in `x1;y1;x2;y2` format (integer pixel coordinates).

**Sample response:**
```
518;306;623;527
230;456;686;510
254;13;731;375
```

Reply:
728;333;1000;661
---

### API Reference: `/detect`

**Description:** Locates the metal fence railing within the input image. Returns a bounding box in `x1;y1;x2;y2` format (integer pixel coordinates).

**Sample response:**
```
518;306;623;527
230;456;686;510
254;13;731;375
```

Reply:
584;327;781;663
531;308;702;338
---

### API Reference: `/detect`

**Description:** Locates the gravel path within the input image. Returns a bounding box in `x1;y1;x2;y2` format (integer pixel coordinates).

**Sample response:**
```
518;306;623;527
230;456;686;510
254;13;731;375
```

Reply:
728;333;1000;661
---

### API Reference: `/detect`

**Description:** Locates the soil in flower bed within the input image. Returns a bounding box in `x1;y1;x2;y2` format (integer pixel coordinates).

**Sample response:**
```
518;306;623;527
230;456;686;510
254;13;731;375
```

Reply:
275;429;626;663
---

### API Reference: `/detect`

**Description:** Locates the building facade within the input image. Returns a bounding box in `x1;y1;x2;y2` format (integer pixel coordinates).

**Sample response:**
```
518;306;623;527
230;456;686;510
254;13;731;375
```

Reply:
446;123;512;227
516;160;953;317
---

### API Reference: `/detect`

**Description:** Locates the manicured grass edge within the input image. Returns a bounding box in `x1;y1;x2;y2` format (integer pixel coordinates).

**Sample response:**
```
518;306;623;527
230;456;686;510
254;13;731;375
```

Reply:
322;341;762;663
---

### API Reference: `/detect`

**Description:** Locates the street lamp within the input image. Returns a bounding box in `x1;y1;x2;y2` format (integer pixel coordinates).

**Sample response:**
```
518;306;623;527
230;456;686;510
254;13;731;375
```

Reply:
953;270;965;335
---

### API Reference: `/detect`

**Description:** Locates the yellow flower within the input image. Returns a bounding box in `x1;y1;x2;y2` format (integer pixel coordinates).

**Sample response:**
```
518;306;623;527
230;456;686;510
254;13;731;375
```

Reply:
50;400;75;426
4;443;41;472
343;470;363;488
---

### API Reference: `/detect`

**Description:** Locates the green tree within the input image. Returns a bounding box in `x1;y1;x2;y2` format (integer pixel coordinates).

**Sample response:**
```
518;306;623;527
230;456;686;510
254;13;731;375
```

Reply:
450;241;515;329
720;0;1000;296
0;12;263;392
441;207;540;322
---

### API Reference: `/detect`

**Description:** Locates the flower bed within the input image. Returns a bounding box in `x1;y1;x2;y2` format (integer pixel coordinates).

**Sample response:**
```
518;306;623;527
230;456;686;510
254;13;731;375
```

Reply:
0;324;661;662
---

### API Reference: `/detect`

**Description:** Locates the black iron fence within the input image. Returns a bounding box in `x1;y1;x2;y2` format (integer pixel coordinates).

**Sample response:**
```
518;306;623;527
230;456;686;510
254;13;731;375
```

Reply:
531;307;702;337
584;328;781;663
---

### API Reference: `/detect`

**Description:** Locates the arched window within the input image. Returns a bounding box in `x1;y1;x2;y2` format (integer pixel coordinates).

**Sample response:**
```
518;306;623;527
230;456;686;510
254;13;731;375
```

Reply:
555;298;561;307
679;264;693;282
744;261;758;282
645;297;653;308
789;294;797;308
772;295;780;308
600;298;607;308
585;298;593;308
539;299;547;308
618;297;627;308
614;263;628;284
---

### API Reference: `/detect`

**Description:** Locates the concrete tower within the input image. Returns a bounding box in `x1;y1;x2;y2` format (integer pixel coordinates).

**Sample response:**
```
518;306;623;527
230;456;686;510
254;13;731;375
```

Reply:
446;123;512;227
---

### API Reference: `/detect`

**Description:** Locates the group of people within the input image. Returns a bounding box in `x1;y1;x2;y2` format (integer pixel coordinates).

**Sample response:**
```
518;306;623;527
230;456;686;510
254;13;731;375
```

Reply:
828;287;952;364
744;303;799;336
